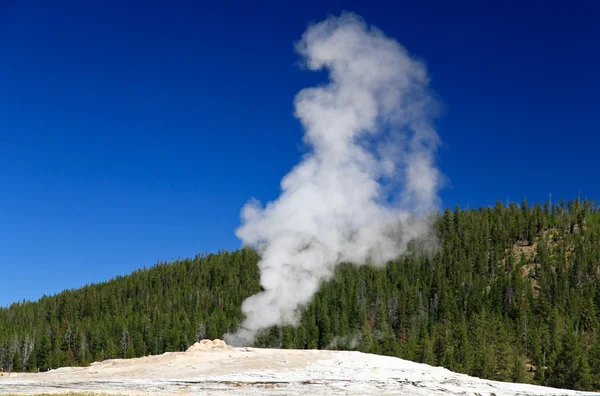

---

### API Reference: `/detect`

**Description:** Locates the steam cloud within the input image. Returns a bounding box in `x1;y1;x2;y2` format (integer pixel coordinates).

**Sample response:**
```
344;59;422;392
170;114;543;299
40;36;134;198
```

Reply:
226;13;442;346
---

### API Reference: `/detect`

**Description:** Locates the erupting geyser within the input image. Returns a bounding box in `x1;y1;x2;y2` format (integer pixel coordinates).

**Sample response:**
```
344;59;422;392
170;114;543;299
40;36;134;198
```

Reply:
226;12;443;346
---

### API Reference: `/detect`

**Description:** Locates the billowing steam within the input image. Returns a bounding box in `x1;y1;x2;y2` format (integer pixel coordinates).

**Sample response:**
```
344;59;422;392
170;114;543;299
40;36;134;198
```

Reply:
226;13;442;346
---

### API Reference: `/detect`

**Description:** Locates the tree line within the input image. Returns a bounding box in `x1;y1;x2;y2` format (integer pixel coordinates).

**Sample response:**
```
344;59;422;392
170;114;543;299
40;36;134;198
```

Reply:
1;197;599;391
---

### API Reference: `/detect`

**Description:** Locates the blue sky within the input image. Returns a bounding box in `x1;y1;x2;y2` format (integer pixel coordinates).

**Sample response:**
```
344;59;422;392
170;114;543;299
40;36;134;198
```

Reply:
1;0;599;307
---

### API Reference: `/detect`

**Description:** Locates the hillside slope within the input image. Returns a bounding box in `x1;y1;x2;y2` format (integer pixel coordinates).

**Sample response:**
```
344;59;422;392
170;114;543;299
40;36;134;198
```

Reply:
0;340;596;396
1;198;600;391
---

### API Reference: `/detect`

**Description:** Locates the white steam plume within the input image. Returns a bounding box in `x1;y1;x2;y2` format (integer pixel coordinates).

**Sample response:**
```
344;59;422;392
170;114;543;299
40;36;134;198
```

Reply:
226;13;442;346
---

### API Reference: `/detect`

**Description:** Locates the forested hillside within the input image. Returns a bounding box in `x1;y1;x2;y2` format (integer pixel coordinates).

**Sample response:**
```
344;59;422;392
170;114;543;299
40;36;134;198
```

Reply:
1;198;600;391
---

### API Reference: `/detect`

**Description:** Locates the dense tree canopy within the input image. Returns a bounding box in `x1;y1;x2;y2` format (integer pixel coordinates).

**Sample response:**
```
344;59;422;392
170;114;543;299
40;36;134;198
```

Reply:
1;197;599;391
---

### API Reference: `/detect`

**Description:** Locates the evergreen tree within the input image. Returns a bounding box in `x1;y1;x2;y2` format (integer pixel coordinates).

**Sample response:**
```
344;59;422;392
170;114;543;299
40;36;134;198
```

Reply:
1;197;599;391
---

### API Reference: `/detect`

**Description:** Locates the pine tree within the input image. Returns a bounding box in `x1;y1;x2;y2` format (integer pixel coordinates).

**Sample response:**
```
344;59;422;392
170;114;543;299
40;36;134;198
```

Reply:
548;330;591;390
0;197;598;390
589;333;600;390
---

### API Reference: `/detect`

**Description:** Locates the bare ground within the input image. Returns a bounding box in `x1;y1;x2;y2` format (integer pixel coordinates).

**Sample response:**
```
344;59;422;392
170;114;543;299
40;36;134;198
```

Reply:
0;340;595;396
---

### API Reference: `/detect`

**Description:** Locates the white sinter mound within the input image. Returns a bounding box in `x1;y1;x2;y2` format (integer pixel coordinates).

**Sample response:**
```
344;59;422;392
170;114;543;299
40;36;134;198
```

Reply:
0;339;594;395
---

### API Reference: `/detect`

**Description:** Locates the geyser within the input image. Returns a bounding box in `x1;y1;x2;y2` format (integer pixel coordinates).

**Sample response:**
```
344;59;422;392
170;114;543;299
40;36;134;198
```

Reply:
226;12;442;346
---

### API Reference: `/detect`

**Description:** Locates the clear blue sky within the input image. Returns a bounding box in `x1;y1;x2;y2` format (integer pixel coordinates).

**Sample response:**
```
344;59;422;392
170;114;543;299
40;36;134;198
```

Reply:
1;0;599;307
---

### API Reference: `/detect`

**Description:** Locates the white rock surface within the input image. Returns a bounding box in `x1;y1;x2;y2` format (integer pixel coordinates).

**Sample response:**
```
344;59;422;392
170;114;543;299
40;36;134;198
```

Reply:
0;339;595;395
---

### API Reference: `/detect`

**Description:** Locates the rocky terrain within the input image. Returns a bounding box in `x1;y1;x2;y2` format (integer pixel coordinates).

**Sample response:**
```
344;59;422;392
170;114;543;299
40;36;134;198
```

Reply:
0;339;596;395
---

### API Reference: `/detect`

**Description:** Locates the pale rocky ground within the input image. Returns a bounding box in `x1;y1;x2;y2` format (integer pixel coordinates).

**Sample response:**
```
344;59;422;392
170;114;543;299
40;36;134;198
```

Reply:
0;339;596;395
